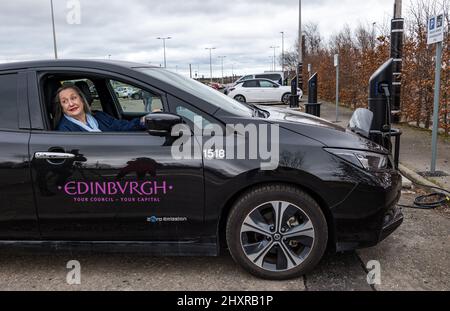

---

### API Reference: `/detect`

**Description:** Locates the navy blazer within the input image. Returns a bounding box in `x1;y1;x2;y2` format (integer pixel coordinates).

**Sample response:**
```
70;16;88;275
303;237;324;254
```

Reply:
57;112;145;132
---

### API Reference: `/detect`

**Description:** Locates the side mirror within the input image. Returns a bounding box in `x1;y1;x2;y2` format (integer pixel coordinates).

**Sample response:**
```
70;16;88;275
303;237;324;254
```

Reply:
348;108;374;138
145;113;183;136
273;84;279;88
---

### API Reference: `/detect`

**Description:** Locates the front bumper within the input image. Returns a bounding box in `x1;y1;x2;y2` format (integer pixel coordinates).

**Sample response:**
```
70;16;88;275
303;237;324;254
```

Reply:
332;169;403;252
379;199;403;242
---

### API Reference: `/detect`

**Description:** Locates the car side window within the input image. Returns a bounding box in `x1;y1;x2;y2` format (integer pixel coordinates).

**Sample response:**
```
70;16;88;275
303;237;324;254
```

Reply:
259;80;275;88
0;73;19;130
109;80;164;113
243;81;259;88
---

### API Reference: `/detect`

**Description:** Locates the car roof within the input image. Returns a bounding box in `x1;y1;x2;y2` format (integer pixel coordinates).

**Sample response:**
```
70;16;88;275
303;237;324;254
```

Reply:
0;59;157;71
241;78;278;83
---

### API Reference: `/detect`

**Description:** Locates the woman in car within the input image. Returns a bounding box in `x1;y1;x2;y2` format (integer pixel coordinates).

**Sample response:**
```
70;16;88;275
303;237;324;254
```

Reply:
54;84;147;132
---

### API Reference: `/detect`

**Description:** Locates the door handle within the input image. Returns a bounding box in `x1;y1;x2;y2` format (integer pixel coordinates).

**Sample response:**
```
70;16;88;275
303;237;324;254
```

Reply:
34;152;76;160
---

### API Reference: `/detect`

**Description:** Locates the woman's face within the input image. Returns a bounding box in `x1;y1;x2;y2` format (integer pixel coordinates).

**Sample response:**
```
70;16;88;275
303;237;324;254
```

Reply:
59;88;85;119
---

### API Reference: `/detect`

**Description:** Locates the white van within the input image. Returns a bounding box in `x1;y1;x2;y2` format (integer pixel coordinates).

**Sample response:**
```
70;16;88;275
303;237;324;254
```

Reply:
235;72;284;85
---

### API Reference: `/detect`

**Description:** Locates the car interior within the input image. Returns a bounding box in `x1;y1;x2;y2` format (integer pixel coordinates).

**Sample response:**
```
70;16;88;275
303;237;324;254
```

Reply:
40;73;164;131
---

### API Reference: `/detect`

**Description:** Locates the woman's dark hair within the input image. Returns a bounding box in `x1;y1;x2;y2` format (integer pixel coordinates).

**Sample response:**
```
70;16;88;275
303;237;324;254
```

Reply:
53;84;91;128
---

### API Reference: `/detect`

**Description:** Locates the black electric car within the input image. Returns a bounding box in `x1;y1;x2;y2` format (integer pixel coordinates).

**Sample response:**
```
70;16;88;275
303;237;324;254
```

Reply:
0;60;402;280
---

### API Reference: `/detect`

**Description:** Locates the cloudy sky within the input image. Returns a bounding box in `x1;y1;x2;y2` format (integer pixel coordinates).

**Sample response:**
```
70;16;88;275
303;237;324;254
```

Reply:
1;0;409;77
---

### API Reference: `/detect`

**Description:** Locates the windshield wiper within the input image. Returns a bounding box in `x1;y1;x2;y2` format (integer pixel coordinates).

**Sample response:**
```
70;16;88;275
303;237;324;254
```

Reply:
244;103;269;118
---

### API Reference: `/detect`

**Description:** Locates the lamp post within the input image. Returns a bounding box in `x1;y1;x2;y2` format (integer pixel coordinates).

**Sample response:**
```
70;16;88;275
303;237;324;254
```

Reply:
298;0;303;91
280;31;285;81
205;47;217;83
157;36;172;68
268;56;274;71
270;46;279;72
50;0;58;59
218;56;226;84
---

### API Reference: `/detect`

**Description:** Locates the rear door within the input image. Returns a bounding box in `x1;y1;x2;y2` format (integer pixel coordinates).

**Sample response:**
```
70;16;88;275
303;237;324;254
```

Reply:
241;80;261;102
0;71;38;239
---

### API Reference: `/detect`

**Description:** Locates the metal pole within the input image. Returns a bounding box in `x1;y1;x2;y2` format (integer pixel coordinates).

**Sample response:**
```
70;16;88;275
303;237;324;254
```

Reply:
50;0;58;59
394;0;402;17
273;47;276;72
163;39;167;68
270;46;279;72
431;41;443;173
297;0;303;91
391;0;404;123
157;37;171;68
281;31;285;81
218;56;226;84
205;48;216;83
335;54;340;122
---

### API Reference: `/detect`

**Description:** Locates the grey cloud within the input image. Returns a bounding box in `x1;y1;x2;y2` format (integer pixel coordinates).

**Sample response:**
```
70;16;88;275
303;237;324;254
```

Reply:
0;0;394;75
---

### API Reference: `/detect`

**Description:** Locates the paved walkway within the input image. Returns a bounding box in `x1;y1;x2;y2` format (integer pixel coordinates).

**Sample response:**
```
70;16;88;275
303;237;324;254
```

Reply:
317;101;450;190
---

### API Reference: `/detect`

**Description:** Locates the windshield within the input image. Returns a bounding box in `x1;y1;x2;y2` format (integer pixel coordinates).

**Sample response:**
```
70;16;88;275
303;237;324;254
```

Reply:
138;68;253;117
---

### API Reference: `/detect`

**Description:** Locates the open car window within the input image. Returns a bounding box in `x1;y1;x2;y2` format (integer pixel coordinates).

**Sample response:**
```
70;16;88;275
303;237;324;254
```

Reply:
61;78;103;112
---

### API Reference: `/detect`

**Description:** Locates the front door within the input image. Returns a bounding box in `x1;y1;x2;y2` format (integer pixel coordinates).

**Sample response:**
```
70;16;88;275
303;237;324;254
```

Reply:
30;73;204;241
30;132;204;241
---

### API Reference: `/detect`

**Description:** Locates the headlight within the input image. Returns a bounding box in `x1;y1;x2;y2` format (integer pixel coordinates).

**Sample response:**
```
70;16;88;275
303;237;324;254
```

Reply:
325;148;389;171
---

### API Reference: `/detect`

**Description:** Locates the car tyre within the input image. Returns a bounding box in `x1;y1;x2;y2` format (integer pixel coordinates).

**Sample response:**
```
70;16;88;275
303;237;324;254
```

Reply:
234;95;246;103
226;184;328;280
282;93;291;105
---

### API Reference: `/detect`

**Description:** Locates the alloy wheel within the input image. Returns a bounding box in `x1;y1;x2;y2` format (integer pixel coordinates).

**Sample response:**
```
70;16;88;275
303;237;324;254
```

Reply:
239;200;315;272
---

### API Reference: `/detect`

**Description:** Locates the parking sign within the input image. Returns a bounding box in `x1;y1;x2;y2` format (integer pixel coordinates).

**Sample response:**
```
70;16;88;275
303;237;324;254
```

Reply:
427;14;444;45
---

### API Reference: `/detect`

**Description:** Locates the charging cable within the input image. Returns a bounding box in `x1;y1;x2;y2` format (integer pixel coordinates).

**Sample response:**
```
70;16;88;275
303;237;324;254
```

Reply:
398;180;450;209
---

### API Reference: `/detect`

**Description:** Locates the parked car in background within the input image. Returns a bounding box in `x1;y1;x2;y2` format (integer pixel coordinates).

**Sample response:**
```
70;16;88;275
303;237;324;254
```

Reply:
224;72;284;95
204;82;225;91
130;89;144;100
115;86;134;98
227;79;302;104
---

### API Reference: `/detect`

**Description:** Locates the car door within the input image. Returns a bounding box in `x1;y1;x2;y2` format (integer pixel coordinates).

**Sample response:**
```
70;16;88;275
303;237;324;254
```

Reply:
28;70;205;241
259;80;279;102
241;80;260;102
0;71;39;239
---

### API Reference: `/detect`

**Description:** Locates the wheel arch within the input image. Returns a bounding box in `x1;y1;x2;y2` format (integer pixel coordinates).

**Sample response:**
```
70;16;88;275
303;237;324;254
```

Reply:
233;94;246;101
281;92;291;102
217;181;336;253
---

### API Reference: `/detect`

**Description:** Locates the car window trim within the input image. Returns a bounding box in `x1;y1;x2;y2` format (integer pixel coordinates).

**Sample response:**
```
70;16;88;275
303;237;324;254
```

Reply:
0;71;27;131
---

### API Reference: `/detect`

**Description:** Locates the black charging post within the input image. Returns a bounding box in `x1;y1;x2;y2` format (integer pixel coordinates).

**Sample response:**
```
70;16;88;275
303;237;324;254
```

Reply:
305;73;321;117
368;59;402;169
289;76;300;108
